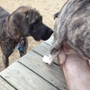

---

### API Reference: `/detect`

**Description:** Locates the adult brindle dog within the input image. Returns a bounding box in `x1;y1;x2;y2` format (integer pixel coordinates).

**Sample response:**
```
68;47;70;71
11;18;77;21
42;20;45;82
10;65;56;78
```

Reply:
43;0;90;65
0;6;53;68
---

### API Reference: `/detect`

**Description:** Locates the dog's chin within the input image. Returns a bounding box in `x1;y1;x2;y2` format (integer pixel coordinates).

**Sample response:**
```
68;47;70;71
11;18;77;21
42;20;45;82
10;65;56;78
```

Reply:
33;37;41;41
41;36;50;40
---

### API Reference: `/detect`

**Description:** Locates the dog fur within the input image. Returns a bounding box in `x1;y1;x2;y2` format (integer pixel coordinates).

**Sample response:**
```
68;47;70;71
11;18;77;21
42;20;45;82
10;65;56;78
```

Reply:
0;6;53;68
48;0;90;65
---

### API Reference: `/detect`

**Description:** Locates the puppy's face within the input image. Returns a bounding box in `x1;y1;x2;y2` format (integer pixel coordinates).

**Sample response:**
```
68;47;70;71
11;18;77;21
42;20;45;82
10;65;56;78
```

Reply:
27;9;53;41
9;6;53;40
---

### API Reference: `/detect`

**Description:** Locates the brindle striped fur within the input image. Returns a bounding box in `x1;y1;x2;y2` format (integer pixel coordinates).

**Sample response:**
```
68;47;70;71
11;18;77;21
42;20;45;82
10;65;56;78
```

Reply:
50;0;90;63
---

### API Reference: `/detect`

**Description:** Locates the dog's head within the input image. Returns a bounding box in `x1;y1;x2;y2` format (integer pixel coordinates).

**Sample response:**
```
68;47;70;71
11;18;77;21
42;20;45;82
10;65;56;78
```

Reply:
28;9;53;41
9;6;53;41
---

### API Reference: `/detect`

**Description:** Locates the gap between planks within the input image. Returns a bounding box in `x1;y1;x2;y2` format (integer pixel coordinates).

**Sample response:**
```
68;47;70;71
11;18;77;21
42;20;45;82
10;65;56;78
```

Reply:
0;76;17;90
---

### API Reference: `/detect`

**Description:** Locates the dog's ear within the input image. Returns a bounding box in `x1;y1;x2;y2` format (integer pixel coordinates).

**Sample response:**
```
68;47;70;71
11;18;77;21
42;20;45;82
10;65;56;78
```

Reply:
8;7;30;36
9;12;25;31
54;12;59;19
8;6;41;34
15;7;40;25
9;6;29;27
9;6;31;28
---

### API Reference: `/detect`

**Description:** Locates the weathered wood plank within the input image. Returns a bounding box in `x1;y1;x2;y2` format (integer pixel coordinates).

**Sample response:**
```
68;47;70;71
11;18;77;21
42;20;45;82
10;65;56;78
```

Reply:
33;42;58;64
33;42;50;56
0;62;58;90
19;51;67;90
0;77;16;90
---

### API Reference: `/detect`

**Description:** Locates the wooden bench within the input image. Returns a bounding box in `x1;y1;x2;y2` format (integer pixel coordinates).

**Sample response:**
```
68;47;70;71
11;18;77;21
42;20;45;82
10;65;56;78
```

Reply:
0;37;67;90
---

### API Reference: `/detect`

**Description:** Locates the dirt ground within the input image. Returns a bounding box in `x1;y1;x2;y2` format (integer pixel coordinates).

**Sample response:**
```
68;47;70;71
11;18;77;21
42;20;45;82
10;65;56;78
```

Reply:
0;0;67;71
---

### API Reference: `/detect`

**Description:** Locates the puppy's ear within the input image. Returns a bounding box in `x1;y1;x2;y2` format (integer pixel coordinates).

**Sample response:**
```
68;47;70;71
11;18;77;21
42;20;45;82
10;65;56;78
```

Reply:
9;6;29;27
8;6;32;36
9;6;40;29
7;13;24;38
10;13;24;29
54;12;59;19
19;7;40;25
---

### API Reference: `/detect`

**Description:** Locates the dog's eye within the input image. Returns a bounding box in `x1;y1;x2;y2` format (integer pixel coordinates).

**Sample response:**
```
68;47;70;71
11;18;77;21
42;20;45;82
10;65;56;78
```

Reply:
33;19;39;25
26;14;29;19
26;15;29;21
25;13;29;21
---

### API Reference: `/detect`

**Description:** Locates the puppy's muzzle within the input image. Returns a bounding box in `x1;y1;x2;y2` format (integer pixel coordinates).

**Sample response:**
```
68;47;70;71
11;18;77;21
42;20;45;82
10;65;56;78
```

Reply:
41;28;53;40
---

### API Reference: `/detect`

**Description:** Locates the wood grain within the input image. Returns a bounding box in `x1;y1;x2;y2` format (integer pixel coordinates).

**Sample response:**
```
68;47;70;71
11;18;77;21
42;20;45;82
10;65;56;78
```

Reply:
0;62;58;90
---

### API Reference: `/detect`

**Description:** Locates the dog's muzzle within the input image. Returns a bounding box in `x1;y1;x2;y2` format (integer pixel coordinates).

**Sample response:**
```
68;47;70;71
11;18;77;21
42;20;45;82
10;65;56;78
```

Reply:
41;28;53;40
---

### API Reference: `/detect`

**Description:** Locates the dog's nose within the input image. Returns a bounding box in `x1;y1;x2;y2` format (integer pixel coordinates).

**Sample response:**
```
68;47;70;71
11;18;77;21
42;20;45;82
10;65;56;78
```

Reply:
41;29;53;40
49;30;53;35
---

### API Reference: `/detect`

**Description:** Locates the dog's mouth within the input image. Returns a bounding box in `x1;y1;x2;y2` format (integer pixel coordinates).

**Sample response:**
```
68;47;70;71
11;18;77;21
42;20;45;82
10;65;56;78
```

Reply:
33;37;41;41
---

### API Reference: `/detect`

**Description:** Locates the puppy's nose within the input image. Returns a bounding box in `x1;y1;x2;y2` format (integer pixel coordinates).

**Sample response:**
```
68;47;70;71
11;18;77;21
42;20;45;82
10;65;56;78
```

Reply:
41;29;53;40
49;30;53;35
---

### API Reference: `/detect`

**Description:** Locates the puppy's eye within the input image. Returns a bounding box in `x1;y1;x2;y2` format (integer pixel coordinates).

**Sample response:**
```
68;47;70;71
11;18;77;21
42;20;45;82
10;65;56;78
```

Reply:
26;14;29;18
26;15;30;24
33;19;39;25
26;15;29;20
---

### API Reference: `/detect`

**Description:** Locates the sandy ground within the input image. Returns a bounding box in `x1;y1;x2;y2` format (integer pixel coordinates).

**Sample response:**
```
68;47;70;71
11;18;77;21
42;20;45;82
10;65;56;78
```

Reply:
0;0;67;71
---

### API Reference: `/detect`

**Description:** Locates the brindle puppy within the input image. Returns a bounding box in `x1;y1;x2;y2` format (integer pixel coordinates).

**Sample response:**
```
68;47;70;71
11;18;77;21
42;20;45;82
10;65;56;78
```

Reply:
43;0;90;65
0;6;53;68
